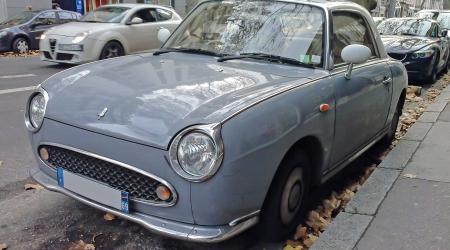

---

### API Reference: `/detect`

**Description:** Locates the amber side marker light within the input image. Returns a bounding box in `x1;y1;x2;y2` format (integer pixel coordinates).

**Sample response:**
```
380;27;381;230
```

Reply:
156;185;171;201
320;104;330;112
39;147;49;161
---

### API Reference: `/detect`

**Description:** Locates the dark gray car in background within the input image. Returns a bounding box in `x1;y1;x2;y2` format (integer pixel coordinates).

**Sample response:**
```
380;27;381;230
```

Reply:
0;9;81;53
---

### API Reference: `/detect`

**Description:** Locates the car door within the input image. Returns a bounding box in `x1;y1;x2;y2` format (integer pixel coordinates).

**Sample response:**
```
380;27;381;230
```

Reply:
435;24;449;69
29;11;58;48
123;8;160;52
329;11;393;168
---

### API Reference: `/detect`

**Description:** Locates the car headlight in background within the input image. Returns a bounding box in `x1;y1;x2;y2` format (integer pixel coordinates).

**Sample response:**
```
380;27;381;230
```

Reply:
411;49;434;59
25;88;48;132
169;124;224;182
72;31;89;43
59;44;84;51
0;29;8;38
40;32;46;40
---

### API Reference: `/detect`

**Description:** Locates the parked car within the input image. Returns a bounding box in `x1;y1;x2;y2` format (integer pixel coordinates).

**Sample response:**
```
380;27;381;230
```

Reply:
0;9;81;53
373;16;385;26
416;9;450;31
39;4;182;64
378;17;449;84
26;0;407;242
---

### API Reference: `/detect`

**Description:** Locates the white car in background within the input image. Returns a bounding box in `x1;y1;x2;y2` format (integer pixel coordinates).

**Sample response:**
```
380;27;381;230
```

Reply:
39;4;181;64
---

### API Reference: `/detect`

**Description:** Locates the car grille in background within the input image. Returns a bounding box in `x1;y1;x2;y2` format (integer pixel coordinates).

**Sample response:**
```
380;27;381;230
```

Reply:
56;53;73;61
49;39;56;53
41;145;174;205
388;53;407;61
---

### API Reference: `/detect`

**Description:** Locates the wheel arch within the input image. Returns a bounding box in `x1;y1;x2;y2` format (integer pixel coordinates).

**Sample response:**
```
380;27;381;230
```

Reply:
11;34;31;49
98;39;125;59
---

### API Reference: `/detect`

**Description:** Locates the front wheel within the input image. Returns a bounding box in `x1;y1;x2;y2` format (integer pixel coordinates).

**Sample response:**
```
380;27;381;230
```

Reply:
381;98;403;146
12;37;29;54
99;41;124;60
425;53;438;84
259;151;310;241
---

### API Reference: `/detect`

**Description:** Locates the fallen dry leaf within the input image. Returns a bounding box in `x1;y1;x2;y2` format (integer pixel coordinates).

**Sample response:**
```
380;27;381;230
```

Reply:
103;213;116;221
24;183;44;191
403;173;417;179
303;234;319;248
294;226;308;240
69;240;95;250
0;243;7;250
284;241;303;250
0;161;3;166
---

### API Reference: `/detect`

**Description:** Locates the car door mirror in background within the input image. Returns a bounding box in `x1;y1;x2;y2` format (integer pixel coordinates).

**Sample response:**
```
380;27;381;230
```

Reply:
341;44;371;79
441;29;448;37
158;28;171;45
129;17;144;25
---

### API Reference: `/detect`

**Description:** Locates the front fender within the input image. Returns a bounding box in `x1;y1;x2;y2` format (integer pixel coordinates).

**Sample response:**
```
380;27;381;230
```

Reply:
94;31;130;55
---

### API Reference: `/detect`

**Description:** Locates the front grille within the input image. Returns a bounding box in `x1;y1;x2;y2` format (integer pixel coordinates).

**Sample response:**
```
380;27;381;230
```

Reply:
49;39;56;53
388;53;407;61
41;145;174;205
43;51;52;59
56;53;73;61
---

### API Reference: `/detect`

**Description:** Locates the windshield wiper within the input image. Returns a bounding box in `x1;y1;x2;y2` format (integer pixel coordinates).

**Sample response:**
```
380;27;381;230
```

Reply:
400;32;418;36
153;47;224;57
217;53;316;68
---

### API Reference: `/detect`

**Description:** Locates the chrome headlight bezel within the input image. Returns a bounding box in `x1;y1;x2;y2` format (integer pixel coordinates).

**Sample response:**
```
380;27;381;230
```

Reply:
168;124;224;182
25;87;49;133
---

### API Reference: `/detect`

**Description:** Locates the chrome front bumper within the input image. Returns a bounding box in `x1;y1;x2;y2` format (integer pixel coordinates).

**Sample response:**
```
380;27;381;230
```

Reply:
30;166;259;243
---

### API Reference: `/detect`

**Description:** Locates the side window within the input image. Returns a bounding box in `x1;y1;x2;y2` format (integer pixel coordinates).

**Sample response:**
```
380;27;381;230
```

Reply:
157;9;172;21
132;8;158;23
35;11;57;25
331;12;377;65
58;12;75;23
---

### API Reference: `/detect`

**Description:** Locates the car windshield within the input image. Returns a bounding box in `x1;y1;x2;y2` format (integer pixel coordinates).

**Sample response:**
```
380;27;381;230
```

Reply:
1;11;39;26
164;0;325;67
418;12;450;30
80;6;130;23
378;19;433;36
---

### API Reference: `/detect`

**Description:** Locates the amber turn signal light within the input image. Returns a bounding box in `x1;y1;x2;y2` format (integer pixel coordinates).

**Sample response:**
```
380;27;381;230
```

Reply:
39;147;49;161
156;185;171;201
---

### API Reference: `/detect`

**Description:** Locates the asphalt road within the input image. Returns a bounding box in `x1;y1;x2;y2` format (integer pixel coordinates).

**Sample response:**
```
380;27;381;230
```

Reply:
0;56;271;250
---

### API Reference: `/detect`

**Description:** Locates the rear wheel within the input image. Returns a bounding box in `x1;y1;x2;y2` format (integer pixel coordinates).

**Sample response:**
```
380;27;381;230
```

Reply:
382;98;403;146
259;151;310;241
12;37;29;54
425;53;438;84
99;41;124;60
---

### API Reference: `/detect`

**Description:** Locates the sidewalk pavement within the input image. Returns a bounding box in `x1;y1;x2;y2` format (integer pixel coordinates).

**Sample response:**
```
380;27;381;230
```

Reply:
311;85;450;250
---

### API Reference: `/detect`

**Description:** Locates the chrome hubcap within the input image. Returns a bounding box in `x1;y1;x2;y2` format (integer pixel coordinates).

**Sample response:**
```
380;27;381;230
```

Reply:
17;40;29;54
280;168;303;225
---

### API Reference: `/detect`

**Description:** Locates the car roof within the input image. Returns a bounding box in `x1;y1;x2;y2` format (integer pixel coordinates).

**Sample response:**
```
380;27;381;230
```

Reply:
99;3;172;9
386;17;438;23
418;9;450;13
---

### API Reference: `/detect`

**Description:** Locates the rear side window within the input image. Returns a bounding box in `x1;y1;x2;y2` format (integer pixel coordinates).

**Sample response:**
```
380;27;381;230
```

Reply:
157;9;172;21
331;12;378;65
36;11;57;25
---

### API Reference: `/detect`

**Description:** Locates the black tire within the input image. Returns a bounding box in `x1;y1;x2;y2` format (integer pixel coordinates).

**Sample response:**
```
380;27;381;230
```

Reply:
99;41;124;60
259;150;311;241
425;53;438;84
12;37;29;54
381;98;403;146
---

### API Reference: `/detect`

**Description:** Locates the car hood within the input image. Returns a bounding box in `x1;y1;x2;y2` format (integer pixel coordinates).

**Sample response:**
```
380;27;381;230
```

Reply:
381;35;436;53
45;22;119;36
41;53;326;149
0;23;19;30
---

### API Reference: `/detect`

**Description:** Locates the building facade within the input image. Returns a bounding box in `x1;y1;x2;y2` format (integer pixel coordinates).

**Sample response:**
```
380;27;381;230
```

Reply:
373;0;444;17
0;0;51;22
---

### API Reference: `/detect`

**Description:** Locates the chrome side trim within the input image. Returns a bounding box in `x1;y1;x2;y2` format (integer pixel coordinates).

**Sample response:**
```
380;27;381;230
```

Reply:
24;86;47;133
30;166;259;243
228;210;260;227
168;123;224;182
38;142;178;207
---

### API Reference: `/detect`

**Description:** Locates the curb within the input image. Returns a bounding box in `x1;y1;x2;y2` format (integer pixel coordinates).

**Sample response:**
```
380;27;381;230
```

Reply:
310;85;450;250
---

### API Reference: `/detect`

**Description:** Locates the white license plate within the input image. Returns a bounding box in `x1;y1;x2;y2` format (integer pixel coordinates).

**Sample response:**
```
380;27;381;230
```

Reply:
57;167;129;213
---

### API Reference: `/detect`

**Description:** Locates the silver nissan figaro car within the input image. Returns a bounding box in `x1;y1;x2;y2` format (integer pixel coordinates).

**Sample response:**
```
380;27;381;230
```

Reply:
26;0;407;243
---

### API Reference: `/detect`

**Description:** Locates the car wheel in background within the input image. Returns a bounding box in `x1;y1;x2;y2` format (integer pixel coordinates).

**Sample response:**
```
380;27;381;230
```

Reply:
425;53;438;84
259;150;310;241
99;41;125;60
12;37;29;54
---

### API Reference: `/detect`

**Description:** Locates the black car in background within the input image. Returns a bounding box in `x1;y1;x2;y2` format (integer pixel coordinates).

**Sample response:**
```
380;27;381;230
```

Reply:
0;10;81;53
378;18;450;84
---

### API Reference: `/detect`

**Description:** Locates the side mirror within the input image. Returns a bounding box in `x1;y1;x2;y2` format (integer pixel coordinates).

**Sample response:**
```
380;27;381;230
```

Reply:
158;28;171;45
129;17;143;25
441;29;448;37
341;44;371;80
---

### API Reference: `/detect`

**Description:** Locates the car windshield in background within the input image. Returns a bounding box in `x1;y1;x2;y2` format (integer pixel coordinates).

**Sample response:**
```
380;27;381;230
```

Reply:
417;12;450;30
164;1;325;66
378;19;433;36
80;7;130;23
1;11;39;26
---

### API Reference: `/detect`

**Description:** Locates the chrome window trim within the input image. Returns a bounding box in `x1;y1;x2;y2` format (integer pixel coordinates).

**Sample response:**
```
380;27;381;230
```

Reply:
38;142;178;207
25;86;48;133
228;210;260;227
168;123;224;182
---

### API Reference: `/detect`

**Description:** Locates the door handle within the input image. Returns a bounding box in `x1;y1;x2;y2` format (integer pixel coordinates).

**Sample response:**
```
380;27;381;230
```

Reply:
381;76;392;85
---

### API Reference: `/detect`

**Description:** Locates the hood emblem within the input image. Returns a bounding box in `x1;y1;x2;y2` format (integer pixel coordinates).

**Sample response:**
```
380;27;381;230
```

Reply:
97;107;108;120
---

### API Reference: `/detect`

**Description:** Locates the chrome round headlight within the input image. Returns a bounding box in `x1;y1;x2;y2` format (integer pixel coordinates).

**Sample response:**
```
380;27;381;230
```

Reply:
169;124;224;182
25;89;48;132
